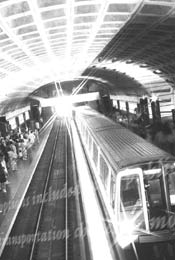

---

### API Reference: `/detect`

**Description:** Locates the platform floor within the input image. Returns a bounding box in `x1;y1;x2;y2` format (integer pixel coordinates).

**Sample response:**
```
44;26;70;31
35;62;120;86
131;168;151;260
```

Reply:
0;120;53;256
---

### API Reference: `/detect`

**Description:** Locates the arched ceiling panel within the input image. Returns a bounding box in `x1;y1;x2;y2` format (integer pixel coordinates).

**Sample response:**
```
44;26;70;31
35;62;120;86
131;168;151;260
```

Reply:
94;0;175;86
0;0;174;114
0;1;139;101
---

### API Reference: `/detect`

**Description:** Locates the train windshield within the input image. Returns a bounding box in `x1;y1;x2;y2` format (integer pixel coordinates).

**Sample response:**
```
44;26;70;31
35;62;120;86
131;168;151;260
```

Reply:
119;172;146;233
144;169;166;217
120;176;142;210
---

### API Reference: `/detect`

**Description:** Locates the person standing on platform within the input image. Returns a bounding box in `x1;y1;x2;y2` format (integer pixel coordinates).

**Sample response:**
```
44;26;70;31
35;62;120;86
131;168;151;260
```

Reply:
21;138;28;160
154;122;175;154
7;146;18;173
28;130;35;147
27;130;35;162
35;121;40;131
34;128;39;145
0;153;9;184
0;154;7;193
0;138;9;170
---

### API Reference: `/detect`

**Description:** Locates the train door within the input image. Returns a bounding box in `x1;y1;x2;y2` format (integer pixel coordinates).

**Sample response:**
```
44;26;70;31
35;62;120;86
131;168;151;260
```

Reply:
164;162;175;212
143;165;175;231
143;168;167;218
110;173;116;209
116;168;149;236
143;162;175;232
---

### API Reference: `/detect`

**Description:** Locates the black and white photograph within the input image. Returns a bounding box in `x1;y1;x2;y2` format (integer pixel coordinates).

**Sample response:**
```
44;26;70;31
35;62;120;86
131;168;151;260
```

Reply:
0;0;174;259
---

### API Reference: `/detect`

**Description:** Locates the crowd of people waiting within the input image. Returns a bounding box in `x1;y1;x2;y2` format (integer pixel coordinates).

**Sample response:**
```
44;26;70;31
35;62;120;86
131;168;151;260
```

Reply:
110;107;175;157
144;121;175;156
0;128;39;193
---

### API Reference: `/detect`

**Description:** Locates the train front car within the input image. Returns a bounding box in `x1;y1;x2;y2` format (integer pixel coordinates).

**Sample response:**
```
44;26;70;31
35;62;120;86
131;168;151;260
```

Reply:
117;161;175;243
74;106;175;259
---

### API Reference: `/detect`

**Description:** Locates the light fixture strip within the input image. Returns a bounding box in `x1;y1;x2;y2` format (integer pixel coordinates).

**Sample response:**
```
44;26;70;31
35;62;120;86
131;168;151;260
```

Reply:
79;1;109;58
28;0;62;83
65;0;75;61
0;12;39;66
27;0;54;61
0;48;23;71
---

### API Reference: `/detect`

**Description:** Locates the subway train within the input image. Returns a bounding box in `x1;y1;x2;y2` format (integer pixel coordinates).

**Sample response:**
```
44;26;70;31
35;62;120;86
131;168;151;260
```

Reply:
74;106;175;254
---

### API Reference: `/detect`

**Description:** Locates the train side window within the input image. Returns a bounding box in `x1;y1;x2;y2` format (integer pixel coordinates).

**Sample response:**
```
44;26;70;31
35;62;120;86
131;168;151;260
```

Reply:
83;125;86;137
120;176;142;210
88;135;92;152
99;155;109;189
85;129;89;144
81;123;83;135
82;124;85;137
110;173;116;208
92;142;98;167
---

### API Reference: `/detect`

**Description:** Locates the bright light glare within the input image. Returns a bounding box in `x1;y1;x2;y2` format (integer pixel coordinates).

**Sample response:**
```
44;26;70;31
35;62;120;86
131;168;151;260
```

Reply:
55;96;73;117
170;195;175;205
151;94;158;102
120;220;136;235
117;203;142;248
118;220;138;248
118;234;138;249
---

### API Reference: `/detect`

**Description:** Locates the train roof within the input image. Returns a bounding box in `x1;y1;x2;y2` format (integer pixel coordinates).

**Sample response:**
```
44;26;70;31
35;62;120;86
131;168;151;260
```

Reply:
77;107;175;170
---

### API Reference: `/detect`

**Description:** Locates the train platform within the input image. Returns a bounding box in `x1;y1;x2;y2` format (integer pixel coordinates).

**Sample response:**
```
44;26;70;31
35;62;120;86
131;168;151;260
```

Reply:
0;116;55;256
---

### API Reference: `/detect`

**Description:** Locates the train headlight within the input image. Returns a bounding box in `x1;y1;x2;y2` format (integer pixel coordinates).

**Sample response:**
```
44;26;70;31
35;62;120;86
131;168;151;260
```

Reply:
120;220;135;235
118;220;138;248
118;233;138;249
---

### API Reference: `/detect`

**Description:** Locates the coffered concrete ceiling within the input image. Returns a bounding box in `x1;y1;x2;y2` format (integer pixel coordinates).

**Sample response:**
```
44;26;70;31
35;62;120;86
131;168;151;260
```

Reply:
0;0;174;113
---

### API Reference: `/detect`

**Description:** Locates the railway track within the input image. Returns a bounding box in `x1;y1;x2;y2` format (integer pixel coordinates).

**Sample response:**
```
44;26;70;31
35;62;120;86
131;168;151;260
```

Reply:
67;121;91;260
0;118;89;260
28;119;65;260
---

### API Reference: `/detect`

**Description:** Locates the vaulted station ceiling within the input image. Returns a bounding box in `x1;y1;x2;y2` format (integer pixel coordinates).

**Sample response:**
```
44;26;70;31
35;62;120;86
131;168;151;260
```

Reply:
0;0;174;114
91;0;175;94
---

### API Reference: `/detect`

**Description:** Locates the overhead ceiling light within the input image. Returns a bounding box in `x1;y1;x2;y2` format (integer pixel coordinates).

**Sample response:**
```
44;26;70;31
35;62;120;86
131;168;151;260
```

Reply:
150;94;157;102
140;64;149;68
112;57;117;63
98;57;103;62
166;79;174;84
153;70;162;74
126;60;133;64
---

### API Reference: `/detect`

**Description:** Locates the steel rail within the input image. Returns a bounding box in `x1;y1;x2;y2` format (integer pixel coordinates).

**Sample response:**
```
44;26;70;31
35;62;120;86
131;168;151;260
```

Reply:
28;120;62;260
68;119;88;260
65;120;68;260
